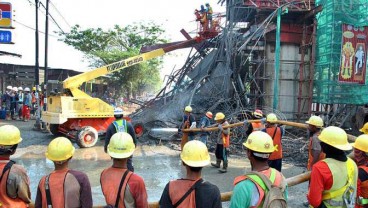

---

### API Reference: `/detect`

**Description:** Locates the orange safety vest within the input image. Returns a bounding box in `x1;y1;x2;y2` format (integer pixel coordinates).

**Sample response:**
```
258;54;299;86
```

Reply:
38;169;69;208
0;162;28;208
233;168;284;207
168;179;198;208
307;132;325;171
100;168;133;208
252;122;265;131
266;127;282;160
359;166;368;199
222;132;230;148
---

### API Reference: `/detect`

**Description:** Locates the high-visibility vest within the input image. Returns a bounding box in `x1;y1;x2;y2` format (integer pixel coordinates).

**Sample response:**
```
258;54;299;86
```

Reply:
252;122;265;131
322;158;357;207
0;162;28;208
307;132;325;170
357;166;368;207
168;179;198;208
113;119;128;133
38;169;69;208
233;168;286;207
266;127;282;160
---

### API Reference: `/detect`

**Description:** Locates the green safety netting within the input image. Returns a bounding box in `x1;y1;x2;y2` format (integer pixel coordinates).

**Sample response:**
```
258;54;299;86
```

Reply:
314;0;368;104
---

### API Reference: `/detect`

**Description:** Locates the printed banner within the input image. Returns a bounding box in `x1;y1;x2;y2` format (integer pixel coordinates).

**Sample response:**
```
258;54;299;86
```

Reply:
339;24;368;84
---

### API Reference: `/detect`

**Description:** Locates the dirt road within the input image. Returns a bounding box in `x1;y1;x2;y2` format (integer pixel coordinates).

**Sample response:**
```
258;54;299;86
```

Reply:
1;119;308;207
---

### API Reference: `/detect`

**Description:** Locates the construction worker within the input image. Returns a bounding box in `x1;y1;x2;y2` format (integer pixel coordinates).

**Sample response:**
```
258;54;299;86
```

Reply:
244;109;265;136
2;86;12;120
199;111;212;145
11;87;19;120
306;115;325;170
31;86;38;118
35;137;93;208
159;140;221;208
210;112;230;173
104;107;136;172
307;126;358;207
0;125;31;207
22;87;32;122
101;132;148;207
205;3;213;29
360;122;368;135
351;134;368;207
230;131;287;207
17;87;24;120
262;113;284;172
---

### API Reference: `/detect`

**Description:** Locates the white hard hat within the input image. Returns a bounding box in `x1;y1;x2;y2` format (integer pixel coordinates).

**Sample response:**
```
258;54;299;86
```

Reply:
12;87;18;92
24;87;30;92
6;85;12;90
114;107;124;116
18;87;23;91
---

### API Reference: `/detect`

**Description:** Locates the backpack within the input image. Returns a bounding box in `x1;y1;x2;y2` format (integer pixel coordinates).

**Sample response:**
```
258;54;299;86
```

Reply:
247;171;287;208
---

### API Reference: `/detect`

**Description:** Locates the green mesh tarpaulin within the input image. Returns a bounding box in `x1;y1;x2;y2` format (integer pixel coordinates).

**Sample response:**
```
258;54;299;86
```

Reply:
314;0;368;104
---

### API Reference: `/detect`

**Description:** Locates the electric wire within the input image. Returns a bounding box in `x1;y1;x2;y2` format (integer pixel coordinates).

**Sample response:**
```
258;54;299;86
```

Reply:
49;0;72;28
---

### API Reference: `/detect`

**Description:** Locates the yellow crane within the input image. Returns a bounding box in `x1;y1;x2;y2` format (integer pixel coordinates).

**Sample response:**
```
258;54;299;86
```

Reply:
43;39;200;147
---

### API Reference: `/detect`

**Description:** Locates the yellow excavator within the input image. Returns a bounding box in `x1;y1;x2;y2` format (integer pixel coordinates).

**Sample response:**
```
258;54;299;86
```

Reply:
42;38;201;147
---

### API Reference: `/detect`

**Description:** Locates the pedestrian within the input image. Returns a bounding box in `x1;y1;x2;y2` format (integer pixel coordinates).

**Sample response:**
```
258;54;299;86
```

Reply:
17;87;24;120
230;131;287;207
31;86;37;118
10;87;18;120
210;112;230;173
352;134;368;207
243;109;265;136
104;107;136;172
0;125;31;207
22;87;32;122
35;137;93;208
180;106;196;150
2;86;12;120
199;111;212;145
360;122;368;135
262;113;284;172
159;140;222;208
305;115;325;171
101;132;148;208
307;126;357;207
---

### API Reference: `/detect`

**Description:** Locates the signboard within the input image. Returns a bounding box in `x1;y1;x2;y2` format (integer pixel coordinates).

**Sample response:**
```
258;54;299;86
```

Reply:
339;24;368;84
0;30;11;43
0;3;12;28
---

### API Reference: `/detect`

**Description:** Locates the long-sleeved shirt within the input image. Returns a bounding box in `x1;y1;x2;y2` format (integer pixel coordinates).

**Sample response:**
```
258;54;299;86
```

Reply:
217;121;230;144
200;116;211;136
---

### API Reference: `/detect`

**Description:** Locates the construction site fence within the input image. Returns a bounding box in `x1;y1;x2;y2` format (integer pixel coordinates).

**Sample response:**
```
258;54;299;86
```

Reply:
27;119;358;207
314;0;368;104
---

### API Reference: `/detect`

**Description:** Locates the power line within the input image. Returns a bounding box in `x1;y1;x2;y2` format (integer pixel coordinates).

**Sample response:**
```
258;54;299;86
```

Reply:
13;19;59;38
39;1;65;34
49;0;72;29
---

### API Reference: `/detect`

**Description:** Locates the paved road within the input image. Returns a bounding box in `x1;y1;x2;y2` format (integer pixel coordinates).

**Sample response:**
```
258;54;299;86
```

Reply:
1;119;307;207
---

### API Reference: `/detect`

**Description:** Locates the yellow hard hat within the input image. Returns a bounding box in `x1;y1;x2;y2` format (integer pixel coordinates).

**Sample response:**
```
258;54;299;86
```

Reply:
45;137;75;162
318;126;351;151
206;111;213;119
214;112;225;121
306;115;324;128
266;113;278;123
184;106;192;112
0;125;22;145
32;86;36;91
360;122;368;134
181;140;210;167
107;132;135;159
352;134;368;153
243;131;274;153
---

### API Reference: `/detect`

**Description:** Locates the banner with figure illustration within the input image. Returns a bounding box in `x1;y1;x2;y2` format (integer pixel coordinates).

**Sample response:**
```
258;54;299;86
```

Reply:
339;24;368;84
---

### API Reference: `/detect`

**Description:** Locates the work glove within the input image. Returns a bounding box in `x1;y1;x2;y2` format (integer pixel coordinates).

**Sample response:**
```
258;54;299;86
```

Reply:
218;124;223;131
260;118;266;124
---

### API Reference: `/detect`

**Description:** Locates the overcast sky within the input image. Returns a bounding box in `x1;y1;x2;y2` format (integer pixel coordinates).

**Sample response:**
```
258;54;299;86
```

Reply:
0;0;225;79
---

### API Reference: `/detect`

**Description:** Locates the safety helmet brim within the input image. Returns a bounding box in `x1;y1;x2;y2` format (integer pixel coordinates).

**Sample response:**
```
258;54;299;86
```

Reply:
107;149;134;159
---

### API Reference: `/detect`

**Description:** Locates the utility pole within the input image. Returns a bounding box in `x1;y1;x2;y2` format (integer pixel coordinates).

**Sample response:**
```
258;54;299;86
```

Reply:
273;7;281;111
34;0;41;130
41;0;49;130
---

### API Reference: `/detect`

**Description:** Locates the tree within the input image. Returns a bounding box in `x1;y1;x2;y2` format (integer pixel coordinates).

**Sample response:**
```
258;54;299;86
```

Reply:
59;22;168;98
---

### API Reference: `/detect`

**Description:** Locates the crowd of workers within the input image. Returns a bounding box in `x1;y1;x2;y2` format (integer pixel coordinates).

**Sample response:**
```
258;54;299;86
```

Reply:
194;3;214;30
1;85;44;121
2;104;368;207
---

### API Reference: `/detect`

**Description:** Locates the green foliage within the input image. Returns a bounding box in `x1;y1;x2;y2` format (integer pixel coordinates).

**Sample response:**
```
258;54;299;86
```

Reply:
59;22;168;97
